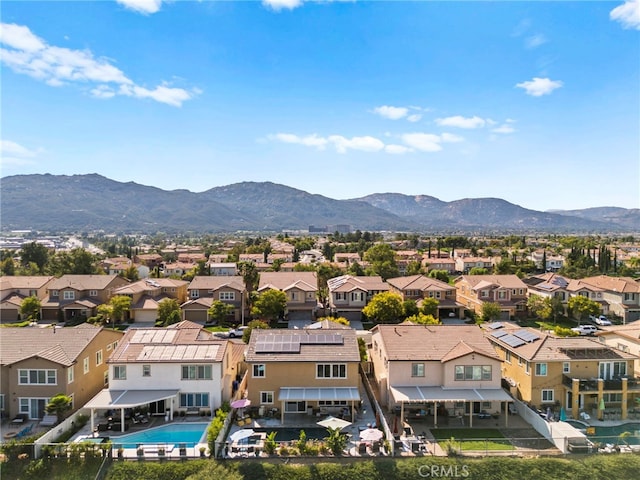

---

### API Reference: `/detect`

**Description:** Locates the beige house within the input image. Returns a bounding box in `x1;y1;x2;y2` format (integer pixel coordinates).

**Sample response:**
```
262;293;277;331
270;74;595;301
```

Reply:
257;271;319;322
370;324;512;427
0;275;55;323
182;276;246;323
454;256;495;274
386;275;462;318
0;324;123;420
327;275;389;321
455;275;528;320
244;323;361;423
112;278;188;323
486;323;638;420
597;324;640;377
576;275;640;324
41;274;129;322
423;257;456;274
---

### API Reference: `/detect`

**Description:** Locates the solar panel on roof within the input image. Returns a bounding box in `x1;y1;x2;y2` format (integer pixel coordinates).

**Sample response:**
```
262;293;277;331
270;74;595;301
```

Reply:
487;322;504;330
500;334;526;348
513;329;540;343
491;330;508;338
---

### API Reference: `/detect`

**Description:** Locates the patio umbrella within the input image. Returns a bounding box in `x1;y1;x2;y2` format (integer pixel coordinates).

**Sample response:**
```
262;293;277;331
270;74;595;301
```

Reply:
231;399;251;409
359;428;384;442
229;428;255;442
559;408;567;422
317;416;351;431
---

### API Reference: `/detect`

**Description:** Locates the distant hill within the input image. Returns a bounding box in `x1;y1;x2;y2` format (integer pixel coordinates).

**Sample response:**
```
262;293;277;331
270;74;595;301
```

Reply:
0;174;636;233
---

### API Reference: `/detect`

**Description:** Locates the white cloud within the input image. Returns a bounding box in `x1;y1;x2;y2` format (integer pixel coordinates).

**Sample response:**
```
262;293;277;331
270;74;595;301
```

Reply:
0;140;42;167
440;133;464;143
610;0;640;30
116;0;164;15
0;22;198;107
516;77;563;96
491;124;516;134
401;133;443;152
328;135;385;154
525;34;547;49
373;105;409;120
406;113;422;122
263;0;304;11
268;133;328;149
385;144;413;155
435;115;486;129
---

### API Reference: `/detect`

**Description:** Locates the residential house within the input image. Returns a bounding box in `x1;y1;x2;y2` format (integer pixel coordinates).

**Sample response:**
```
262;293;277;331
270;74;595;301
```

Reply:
0;275;55;323
597;324;640;376
334;253;362;265
576;275;640;324
41;275;129;322
486;322;638;420
244;322;361;423
454;256;495;274
327;275;389;321
177;252;207;264
522;273;571;314
162;261;196;277
112;278;188;323
455;275;528;320
529;250;564;272
208;254;229;264
101;257;150;279
565;279;608;316
422;257;456;275
370;324;511;427
257;271;319;322
134;253;164;270
182;276;246;323
0;324;123;420
85;321;233;431
395;250;423;275
207;263;238;276
386;275;462;318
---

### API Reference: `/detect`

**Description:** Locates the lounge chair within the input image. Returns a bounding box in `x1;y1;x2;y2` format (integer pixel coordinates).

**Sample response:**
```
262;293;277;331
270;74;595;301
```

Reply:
40;415;57;427
15;423;34;439
358;442;367;455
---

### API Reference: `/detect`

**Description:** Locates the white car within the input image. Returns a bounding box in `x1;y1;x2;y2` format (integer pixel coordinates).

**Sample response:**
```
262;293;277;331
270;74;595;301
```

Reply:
571;325;598;336
228;326;248;338
594;315;612;326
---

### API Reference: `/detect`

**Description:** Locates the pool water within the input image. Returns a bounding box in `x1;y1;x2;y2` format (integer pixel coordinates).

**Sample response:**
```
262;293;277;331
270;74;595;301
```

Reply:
586;423;640;445
111;422;208;448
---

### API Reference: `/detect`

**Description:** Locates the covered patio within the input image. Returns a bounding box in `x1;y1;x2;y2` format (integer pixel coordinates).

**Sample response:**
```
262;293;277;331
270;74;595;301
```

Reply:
84;389;179;433
277;387;361;424
390;386;514;428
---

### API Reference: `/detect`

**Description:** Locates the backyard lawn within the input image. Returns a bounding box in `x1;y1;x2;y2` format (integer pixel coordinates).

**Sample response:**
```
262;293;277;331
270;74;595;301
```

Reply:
431;428;513;451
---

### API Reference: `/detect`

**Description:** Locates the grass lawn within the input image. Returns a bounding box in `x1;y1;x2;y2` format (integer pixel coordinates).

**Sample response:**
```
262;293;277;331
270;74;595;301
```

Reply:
431;428;513;451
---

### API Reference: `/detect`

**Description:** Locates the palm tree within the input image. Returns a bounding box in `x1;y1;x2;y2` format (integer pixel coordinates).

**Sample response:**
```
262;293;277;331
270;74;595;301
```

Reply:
45;394;72;423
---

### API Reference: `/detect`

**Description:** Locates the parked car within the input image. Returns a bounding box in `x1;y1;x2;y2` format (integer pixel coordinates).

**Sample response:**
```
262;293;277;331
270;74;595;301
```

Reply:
594;315;612;326
228;326;248;338
571;324;598;336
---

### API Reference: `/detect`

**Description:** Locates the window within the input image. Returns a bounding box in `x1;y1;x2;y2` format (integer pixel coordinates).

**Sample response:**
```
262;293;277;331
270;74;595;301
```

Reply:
89;290;98;297
51;290;59;297
142;365;151;377
481;290;489;298
180;393;209;408
603;393;623;403
253;364;266;378
454;365;492;381
525;362;530;375
219;291;235;301
113;365;126;380
317;363;347;379
535;363;547;376
63;290;75;300
83;357;89;374
190;290;200;299
68;367;74;384
411;363;425;377
498;291;507;299
318;400;348;406
518;356;523;366
96;350;103;366
260;392;274;404
104;370;109;386
181;365;212;380
541;389;554;403
335;292;346;301
351;291;364;302
505;351;511;364
19;369;57;385
106;343;112;351
482;402;492;409
563;362;570;374
0;394;4;411
617;343;630;353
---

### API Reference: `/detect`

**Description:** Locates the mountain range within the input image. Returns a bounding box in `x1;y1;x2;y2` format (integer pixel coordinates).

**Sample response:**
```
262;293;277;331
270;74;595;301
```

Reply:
1;174;638;234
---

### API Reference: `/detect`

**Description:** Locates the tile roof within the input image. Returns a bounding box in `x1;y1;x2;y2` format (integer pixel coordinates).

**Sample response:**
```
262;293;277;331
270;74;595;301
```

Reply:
108;320;226;363
187;276;245;291
386;275;451;292
258;272;318;292
373;324;499;362
327;275;389;293
245;327;359;363
48;274;124;291
457;275;527;289
0;275;55;291
0;324;117;366
579;275;640;293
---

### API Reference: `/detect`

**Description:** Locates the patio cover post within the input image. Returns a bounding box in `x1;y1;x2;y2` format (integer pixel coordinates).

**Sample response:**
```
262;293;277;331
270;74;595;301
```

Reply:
434;403;437;427
120;407;125;432
504;401;508;427
90;408;95;434
469;402;473;428
400;402;405;429
281;400;285;424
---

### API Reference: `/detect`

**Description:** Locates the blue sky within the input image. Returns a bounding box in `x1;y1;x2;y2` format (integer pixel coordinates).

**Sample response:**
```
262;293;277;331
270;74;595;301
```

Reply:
1;0;639;212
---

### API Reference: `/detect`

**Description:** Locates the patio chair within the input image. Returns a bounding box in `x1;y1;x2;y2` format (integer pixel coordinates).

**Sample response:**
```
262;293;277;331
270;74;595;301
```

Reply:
39;415;57;427
371;442;381;455
358;442;367;455
15;423;34;439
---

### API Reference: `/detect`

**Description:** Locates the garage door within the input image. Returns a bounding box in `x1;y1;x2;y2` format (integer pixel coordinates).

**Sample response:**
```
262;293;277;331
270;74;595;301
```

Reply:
135;310;157;323
499;311;510;321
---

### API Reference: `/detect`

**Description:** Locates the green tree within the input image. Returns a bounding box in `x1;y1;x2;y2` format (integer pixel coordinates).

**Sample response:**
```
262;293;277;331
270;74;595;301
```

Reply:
363;243;399;280
45;393;72;423
207;300;234;324
421;297;439;317
469;267;489;275
324;427;348;456
347;261;365;276
158;298;182;326
20;296;41;321
568;295;601;323
237;261;259;295
362;291;404;324
184;461;243;480
480;302;502;322
251;289;287;323
527;294;546;318
405;261;423;276
20;241;49;273
47;248;99;275
122;265;139;281
405;312;441;325
428;269;450;283
110;295;132;324
242;319;270;343
402;299;419;318
0;257;15;276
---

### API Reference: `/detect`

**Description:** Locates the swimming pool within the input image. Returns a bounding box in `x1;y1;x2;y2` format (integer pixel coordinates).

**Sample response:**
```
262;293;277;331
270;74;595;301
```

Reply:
111;422;209;448
564;420;589;432
586;423;640;445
